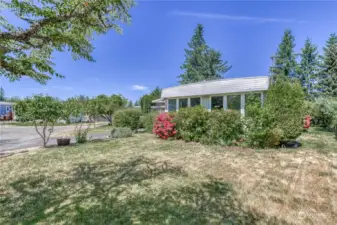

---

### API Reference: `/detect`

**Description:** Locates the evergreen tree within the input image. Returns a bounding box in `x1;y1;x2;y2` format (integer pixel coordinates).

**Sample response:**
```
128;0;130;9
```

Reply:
298;38;319;97
139;87;161;113
0;87;4;101
134;100;140;107
179;24;231;84
270;29;297;79
127;100;133;108
318;33;337;97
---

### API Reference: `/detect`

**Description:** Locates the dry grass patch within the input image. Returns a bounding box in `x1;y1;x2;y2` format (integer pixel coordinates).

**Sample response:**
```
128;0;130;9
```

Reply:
0;130;336;224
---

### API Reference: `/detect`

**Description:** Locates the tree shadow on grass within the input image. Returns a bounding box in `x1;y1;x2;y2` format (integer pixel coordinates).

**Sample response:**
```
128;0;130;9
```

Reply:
0;156;277;224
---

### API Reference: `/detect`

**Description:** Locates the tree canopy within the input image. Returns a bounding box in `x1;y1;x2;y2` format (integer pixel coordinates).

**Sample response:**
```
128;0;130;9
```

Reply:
14;95;63;147
318;33;337;97
298;38;319;97
0;0;134;84
0;86;4;101
140;87;161;114
179;24;231;84
270;29;297;79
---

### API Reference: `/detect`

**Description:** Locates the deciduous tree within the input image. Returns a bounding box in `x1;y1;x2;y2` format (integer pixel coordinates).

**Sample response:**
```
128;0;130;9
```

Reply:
0;0;134;83
14;95;62;147
95;94;125;124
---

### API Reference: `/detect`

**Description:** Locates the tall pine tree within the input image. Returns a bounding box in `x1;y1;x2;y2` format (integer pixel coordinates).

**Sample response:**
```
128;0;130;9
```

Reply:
179;24;231;84
270;29;297;79
318;33;337;97
298;38;319;97
0;87;5;101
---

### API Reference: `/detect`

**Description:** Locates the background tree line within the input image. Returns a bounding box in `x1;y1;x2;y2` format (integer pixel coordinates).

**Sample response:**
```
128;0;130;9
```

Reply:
270;29;337;99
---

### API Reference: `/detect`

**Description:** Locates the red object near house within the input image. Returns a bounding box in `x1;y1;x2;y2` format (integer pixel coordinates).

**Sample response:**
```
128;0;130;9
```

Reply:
304;115;311;129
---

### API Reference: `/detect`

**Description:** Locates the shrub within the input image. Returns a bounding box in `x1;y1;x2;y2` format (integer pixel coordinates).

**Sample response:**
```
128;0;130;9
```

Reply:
74;124;90;144
311;97;337;131
111;127;133;138
264;78;305;140
201;110;244;145
153;113;177;139
246;78;305;148
174;106;209;142
140;112;158;133
113;108;142;131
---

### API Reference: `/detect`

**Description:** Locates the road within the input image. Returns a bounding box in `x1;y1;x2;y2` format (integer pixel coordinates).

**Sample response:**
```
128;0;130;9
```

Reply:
0;123;109;152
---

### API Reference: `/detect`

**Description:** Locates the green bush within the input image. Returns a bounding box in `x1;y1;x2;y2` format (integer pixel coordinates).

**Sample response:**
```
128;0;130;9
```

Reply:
111;127;133;138
246;78;305;148
174;106;209;142
113;109;142;131
140;112;158;133
311;97;337;131
201;110;244;145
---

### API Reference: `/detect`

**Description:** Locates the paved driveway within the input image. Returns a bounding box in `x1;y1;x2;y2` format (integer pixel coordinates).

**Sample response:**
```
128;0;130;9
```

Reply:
0;124;79;152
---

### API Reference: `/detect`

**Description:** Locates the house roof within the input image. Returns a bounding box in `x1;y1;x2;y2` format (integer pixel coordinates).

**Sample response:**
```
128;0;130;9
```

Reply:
151;98;165;103
0;101;15;105
161;76;270;98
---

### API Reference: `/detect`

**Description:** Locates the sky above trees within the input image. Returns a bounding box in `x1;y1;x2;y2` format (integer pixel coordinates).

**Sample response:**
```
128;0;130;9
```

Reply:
1;1;337;101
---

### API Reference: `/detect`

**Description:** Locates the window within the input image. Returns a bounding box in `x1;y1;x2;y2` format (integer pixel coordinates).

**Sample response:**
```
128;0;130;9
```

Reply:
6;106;11;112
168;99;177;112
179;98;188;108
190;97;200;107
227;95;241;110
211;96;223;110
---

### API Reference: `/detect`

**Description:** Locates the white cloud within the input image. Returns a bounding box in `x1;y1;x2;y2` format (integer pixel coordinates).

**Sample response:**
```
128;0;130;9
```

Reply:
169;10;307;24
131;85;148;91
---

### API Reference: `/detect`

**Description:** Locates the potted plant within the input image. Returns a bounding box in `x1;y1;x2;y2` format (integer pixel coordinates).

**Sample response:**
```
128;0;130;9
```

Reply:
57;135;71;146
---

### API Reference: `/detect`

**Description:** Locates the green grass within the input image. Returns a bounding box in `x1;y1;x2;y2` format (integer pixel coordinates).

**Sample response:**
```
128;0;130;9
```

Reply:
0;129;336;224
299;127;337;154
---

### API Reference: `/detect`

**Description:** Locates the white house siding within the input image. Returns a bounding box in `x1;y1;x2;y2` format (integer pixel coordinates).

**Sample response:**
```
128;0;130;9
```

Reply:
201;96;211;111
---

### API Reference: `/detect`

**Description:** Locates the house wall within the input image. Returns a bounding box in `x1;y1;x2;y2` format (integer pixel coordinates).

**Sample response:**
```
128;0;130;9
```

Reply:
164;91;265;116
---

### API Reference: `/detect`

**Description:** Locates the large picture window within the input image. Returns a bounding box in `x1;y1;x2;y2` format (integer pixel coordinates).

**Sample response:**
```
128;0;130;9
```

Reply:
168;99;177;112
179;98;188;108
190;97;200;107
211;96;223;110
227;95;241;110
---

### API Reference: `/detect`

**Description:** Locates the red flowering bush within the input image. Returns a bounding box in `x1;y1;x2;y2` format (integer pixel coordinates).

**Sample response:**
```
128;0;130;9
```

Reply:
153;113;177;139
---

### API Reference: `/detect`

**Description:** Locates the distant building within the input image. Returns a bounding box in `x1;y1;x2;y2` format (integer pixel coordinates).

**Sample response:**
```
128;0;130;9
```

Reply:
161;76;270;115
0;101;14;120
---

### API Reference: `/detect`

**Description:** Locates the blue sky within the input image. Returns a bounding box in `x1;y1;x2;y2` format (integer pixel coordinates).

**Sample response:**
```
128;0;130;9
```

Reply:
1;1;337;101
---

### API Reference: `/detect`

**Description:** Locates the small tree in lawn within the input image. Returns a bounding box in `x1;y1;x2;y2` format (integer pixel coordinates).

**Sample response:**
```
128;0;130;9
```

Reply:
95;94;125;125
14;95;62;147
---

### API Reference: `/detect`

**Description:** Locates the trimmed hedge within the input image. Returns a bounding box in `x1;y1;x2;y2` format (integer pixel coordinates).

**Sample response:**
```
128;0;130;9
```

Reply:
174;106;244;144
113;108;142;131
201;110;244;145
174;106;209;142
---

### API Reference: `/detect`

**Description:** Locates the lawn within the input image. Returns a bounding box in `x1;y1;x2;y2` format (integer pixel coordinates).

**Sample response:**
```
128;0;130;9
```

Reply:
0;129;336;224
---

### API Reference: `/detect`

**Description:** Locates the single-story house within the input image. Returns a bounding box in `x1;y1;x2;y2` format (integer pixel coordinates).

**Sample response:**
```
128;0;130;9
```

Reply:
0;101;14;120
160;76;270;115
151;98;165;113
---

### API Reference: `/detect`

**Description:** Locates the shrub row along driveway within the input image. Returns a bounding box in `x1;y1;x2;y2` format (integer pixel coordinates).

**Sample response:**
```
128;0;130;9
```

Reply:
0;123;109;152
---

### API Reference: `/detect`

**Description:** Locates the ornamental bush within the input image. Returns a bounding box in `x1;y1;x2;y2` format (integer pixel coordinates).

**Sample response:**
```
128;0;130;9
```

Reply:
311;97;337;131
113;108;142;131
140;112;158;133
264;78;305;140
246;78;305;148
111;127;133;138
174;106;209;142
153;113;177;139
201;110;244;145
